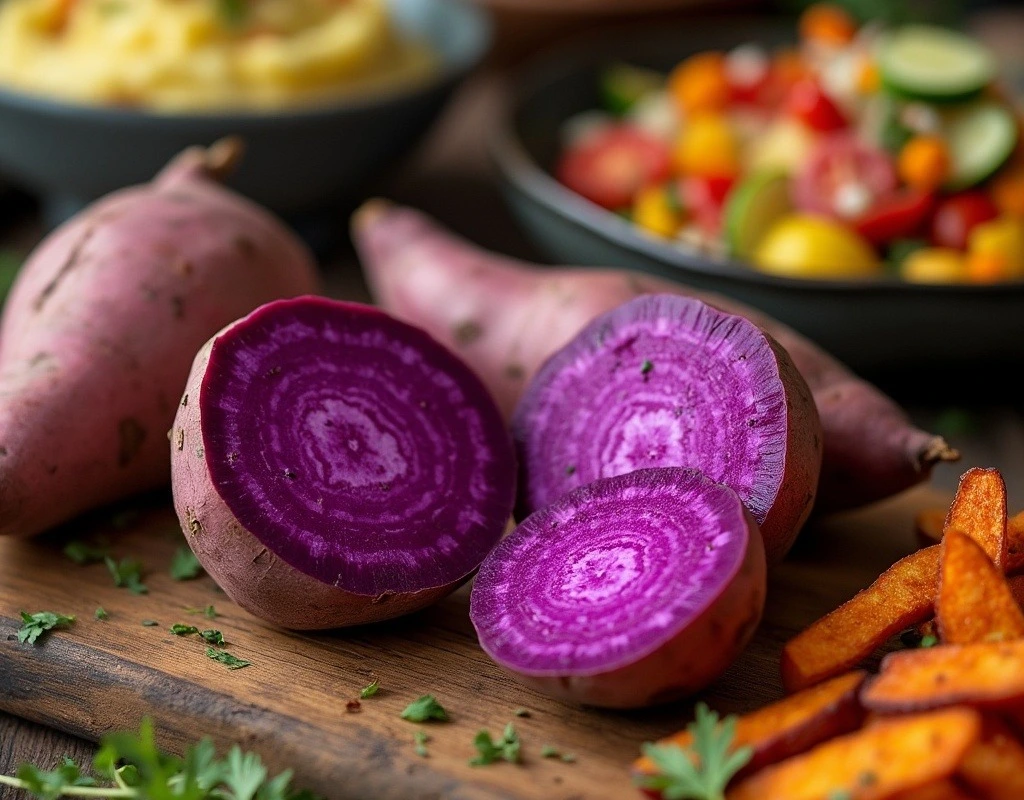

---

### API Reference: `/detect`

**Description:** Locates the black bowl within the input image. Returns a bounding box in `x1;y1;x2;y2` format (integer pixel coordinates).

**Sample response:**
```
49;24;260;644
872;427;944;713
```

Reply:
490;17;1024;370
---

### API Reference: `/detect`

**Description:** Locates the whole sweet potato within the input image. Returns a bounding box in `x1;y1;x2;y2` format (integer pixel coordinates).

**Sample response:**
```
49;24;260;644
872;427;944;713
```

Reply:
0;141;320;537
352;201;958;514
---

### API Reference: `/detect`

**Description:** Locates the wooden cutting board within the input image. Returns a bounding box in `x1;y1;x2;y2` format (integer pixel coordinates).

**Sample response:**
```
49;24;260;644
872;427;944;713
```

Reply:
0;487;947;800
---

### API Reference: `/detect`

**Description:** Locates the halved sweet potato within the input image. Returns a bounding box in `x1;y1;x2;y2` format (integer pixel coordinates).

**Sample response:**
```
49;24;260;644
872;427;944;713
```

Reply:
782;547;938;692
937;530;1024;645
944;468;1007;568
861;640;1024;712
915;508;946;547
633;671;866;782
726;707;981;800
958;717;1024;800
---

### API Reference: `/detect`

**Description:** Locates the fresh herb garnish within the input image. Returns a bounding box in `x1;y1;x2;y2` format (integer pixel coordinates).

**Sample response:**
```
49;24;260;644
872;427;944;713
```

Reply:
170;547;203;581
105;556;147;594
200;630;225;646
216;0;247;25
640;359;654;376
62;541;108;565
414;730;430;758
94;607;108;621
635;703;752;800
141;620;159;627
400;695;448;723
469;723;521;766
185;605;218;619
919;634;938;648
0;717;321;799
171;624;199;636
206;648;251;670
17;611;75;645
561;753;577;763
360;679;380;699
540;745;560;758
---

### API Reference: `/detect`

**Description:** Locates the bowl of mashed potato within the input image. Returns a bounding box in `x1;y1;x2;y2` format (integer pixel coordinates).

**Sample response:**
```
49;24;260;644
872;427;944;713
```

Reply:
0;0;491;217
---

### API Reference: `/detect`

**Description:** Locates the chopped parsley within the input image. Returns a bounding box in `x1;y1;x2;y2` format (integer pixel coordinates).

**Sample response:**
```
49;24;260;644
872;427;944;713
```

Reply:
414;730;430;758
919;634;938;648
400;695;448;723
105;556;147;594
640;359;654;376
470;723;521;767
17;611;75;645
360;679;380;699
141;620;159;627
62;541;108;565
185;604;218;619
540;745;560;758
200;630;225;647
170;546;203;581
171;624;199;636
94;607;109;621
206;648;251;670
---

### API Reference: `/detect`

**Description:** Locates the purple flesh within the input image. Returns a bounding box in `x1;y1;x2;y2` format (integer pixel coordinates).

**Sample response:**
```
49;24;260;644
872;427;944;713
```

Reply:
512;294;789;522
200;297;515;596
469;468;752;676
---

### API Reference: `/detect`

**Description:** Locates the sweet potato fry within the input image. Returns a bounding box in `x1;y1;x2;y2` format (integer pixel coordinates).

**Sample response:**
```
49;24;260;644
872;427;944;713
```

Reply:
633;671;866;782
957;717;1024;800
782;547;938;691
1008;574;1024;610
893;780;977;800
944;468;1007;568
1008;510;1024;574
861;640;1024;712
936;530;1024;645
726;707;981;800
915;508;946;546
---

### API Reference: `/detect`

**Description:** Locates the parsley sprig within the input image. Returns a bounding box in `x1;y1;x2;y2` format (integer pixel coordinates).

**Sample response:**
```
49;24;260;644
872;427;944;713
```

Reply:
169;547;203;581
400;695;448;723
635;703;752;800
17;612;75;645
105;557;147;595
470;724;521;767
0;718;319;799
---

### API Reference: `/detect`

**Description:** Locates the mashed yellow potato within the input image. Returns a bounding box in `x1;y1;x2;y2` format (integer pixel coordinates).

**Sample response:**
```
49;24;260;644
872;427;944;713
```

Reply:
0;0;438;111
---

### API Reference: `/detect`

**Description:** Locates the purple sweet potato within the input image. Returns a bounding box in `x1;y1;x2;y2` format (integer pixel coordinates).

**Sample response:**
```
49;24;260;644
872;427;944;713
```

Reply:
352;201;958;514
171;296;516;629
0;140;319;537
469;468;766;709
512;294;821;563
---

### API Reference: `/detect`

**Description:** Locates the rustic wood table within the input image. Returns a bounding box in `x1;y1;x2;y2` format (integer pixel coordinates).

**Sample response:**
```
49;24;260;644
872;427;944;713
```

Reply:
1;61;1023;796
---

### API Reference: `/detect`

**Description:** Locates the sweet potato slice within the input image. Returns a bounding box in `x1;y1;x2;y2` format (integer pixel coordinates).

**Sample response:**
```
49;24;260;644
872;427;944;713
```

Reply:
633;671;866;782
782;547;938;692
1008;510;1024;574
861;640;1024;712
936;530;1024;645
944;468;1007;568
726;707;981;800
957;717;1024;800
915;508;946;546
893;780;978;800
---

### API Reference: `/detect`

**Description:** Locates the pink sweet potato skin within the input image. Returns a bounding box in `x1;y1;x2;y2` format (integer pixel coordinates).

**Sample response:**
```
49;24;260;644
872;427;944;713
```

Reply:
0;143;320;537
512;505;766;709
171;335;461;630
353;202;957;514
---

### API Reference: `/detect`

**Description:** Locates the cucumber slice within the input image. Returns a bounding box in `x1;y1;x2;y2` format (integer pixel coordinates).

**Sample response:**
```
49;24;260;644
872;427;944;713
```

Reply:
600;63;664;117
725;170;792;260
880;25;996;103
943;102;1018;190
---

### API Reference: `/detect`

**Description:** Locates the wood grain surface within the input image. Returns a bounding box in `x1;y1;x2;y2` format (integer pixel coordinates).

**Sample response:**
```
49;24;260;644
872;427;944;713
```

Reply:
0;484;953;800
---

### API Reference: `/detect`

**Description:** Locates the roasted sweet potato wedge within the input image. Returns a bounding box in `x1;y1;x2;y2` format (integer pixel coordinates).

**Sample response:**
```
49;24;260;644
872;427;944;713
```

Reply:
937;529;1024;645
915;508;946;547
1008;574;1024;610
893;780;978;800
944;468;1007;568
957;717;1024;800
1008;510;1024;574
782;547;938;692
861;640;1024;712
633;671;866;783
726;707;981;800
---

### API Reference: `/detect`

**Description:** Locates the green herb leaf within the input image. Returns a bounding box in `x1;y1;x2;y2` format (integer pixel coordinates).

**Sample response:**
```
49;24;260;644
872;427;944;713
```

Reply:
360;679;380;699
105;556;148;594
206;647;251;670
635;703;752;800
141;620;159;627
170;546;204;581
640;359;654;376
17;611;75;645
94;607;109;621
62;541;108;565
171;624;199;636
185;604;218;619
14;756;95;800
469;723;521;767
216;0;247;25
414;730;430;758
400;695;449;723
561;753;577;763
920;634;939;648
200;629;225;646
540;745;560;758
222;746;267;800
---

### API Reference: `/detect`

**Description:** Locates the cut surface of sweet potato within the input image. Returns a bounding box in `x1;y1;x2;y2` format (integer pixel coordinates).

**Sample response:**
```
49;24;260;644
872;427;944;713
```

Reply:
861;640;1024;712
726;707;980;800
944;468;1007;568
633;671;866;781
958;717;1024;800
936;529;1024;645
782;547;938;692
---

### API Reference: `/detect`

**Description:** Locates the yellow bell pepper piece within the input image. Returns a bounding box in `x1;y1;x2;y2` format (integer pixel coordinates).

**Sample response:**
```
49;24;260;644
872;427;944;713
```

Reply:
674;114;741;177
633;183;683;238
967;217;1024;282
900;248;969;284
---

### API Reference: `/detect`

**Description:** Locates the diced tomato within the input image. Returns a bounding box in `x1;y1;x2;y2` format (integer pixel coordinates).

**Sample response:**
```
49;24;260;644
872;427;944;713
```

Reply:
784;79;848;132
931;192;1001;250
556;126;673;211
681;175;736;234
852;190;935;245
793;134;898;219
725;45;771;106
